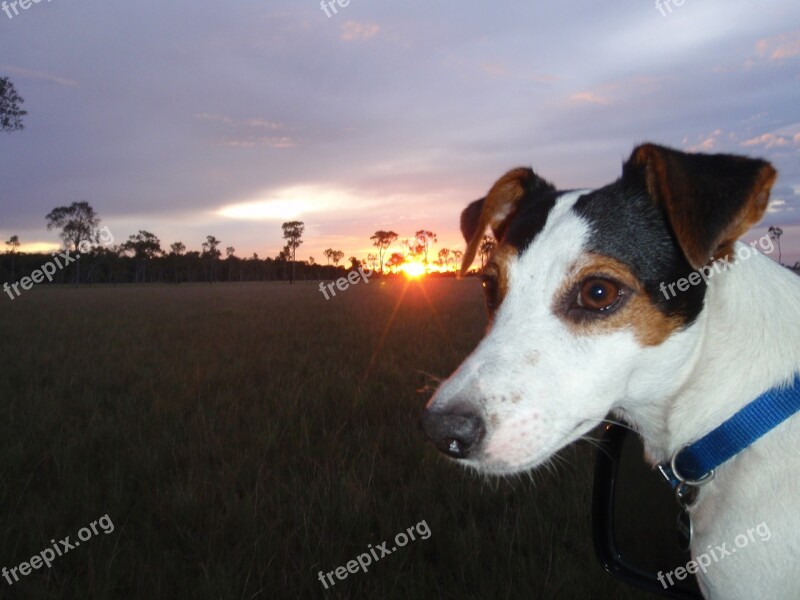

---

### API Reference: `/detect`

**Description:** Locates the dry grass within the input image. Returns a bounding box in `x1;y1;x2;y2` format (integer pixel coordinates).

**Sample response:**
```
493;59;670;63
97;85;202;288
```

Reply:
0;279;656;599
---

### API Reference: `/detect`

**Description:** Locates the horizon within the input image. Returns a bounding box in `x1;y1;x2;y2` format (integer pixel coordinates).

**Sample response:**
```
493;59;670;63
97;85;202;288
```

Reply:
2;1;800;265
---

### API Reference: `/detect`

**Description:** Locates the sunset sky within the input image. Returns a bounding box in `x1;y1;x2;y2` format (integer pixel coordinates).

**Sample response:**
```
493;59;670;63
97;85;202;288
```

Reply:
2;0;799;265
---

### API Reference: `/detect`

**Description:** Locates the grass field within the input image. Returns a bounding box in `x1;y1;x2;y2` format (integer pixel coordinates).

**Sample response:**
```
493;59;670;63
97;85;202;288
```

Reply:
0;278;674;599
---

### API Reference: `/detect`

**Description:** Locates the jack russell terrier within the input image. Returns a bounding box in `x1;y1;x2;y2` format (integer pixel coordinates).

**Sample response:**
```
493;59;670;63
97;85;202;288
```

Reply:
421;143;800;600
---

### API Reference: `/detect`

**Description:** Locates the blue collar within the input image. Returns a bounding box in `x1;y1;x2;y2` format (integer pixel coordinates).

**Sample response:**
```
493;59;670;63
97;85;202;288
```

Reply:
660;373;800;489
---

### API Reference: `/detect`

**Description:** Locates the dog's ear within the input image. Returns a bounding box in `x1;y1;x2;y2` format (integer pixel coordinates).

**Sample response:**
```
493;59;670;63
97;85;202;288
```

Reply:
625;143;777;269
460;168;555;276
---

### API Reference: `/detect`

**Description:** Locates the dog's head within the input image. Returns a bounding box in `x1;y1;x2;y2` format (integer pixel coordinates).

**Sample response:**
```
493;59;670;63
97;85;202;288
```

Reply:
421;143;776;474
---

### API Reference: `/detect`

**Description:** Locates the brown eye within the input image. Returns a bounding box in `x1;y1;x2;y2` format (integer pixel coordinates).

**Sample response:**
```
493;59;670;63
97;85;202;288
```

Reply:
481;275;499;310
577;278;621;311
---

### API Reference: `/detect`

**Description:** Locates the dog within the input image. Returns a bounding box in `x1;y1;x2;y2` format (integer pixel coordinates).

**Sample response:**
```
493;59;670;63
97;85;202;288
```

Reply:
421;143;800;600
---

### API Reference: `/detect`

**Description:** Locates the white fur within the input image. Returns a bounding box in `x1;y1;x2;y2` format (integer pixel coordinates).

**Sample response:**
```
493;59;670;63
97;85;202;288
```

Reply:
428;189;800;599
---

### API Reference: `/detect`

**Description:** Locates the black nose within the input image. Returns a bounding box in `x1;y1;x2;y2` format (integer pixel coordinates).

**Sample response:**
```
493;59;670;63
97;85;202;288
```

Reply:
420;406;485;459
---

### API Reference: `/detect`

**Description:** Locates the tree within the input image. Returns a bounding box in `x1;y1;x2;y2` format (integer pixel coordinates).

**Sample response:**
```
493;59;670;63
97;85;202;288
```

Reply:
282;221;304;284
370;230;398;273
769;226;783;265
168;242;186;283
479;236;495;268
415;230;437;267
0;77;26;133
452;249;464;271
5;235;19;281
201;235;222;282
367;253;378;271
122;230;162;282
386;252;405;274
402;238;424;262
46;201;101;284
349;256;362;270
277;244;292;280
322;248;343;267
438;247;451;271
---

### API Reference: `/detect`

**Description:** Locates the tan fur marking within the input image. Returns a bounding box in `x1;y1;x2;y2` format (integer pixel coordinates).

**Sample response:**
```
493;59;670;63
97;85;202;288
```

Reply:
460;168;530;276
554;253;684;347
712;166;777;262
631;144;777;269
484;244;516;308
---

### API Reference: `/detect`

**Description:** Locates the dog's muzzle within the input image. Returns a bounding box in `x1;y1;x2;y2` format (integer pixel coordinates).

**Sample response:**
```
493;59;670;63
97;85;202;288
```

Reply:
420;405;485;459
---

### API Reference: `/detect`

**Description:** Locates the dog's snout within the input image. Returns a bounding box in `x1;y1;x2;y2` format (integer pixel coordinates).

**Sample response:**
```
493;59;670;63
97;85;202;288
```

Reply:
421;406;485;459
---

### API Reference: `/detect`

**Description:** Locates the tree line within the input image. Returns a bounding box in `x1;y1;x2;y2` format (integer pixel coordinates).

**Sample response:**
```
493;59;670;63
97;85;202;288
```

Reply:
1;202;500;286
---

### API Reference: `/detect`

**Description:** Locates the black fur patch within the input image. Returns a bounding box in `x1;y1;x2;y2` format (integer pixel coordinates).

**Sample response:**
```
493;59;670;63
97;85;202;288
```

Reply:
573;180;706;324
501;191;560;251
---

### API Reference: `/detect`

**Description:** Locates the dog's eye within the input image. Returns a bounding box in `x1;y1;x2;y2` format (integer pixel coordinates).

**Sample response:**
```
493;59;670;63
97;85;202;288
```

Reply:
481;275;499;310
577;278;621;311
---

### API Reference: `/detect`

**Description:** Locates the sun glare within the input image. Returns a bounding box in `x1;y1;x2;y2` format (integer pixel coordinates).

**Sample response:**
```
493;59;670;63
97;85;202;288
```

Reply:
401;262;426;278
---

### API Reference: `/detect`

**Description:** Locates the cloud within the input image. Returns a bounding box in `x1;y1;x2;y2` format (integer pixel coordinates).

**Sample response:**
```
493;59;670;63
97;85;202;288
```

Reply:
685;129;726;152
340;21;380;41
569;92;610;106
218;136;297;148
740;133;798;149
0;65;78;87
194;113;295;147
755;30;800;61
568;77;662;107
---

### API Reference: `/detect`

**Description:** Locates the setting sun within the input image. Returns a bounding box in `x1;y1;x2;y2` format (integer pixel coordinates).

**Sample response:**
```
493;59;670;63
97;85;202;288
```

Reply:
401;262;426;278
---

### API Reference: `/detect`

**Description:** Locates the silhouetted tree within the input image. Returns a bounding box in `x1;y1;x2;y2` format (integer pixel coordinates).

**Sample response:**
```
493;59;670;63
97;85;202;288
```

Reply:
452;249;464;272
370;230;398;273
0;77;26;133
479;235;495;268
415;230;437;267
122;230;162;282
5;235;19;281
438;247;450;270
201;235;222;282
46;201;101;283
282;221;304;284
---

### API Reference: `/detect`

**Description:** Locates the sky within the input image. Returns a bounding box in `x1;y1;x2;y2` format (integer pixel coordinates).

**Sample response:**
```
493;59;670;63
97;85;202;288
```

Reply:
1;0;800;265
